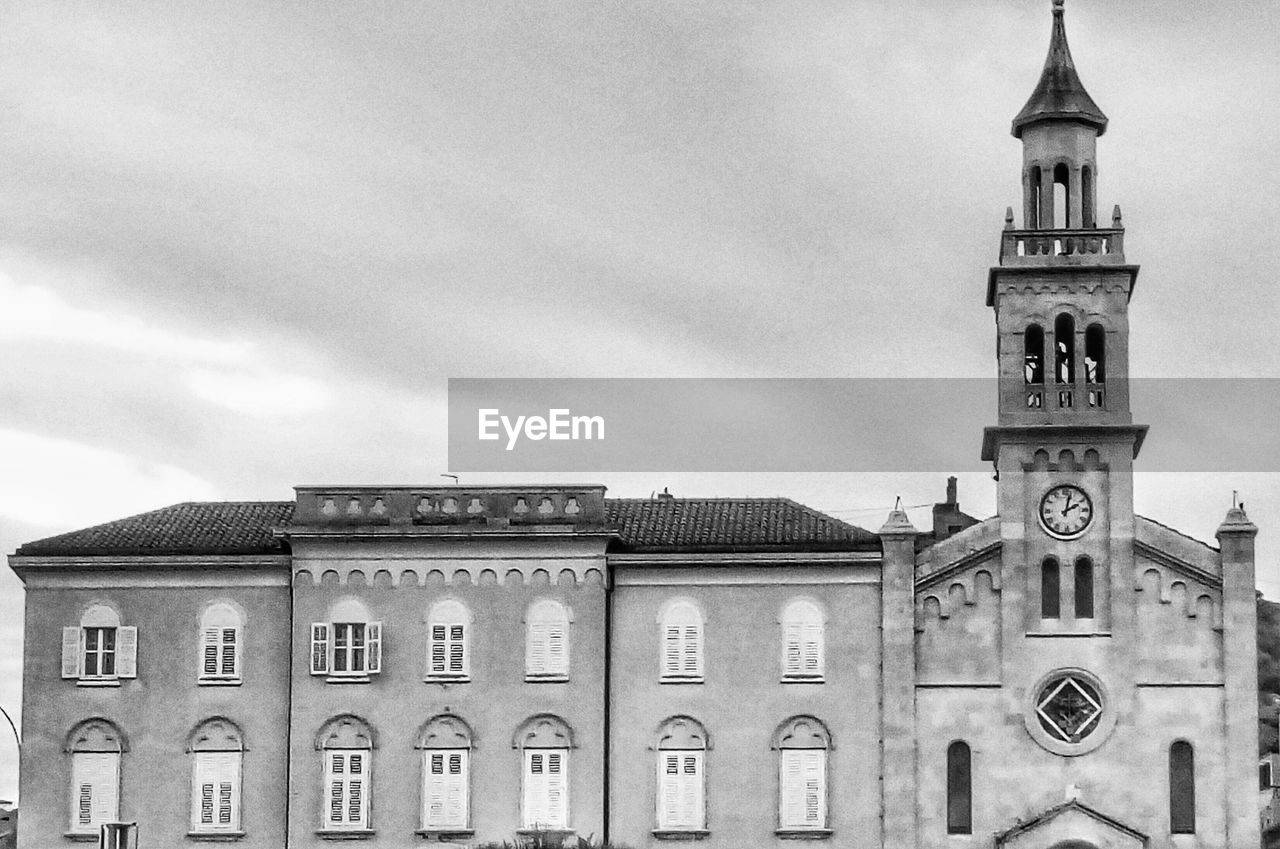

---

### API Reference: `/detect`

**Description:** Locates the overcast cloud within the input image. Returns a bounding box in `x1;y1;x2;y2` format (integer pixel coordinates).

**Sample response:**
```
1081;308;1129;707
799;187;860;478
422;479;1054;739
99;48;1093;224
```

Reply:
2;0;1279;803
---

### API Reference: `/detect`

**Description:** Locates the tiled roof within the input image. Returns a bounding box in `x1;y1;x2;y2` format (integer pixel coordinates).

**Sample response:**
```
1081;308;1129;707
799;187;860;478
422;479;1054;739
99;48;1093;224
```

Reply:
606;497;877;552
15;501;295;557
13;497;876;558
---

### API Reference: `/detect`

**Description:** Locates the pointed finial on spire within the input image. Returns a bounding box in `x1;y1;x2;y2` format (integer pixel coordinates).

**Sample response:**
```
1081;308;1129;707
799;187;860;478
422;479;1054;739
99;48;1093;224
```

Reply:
1005;207;1015;229
1011;0;1107;138
1112;204;1123;228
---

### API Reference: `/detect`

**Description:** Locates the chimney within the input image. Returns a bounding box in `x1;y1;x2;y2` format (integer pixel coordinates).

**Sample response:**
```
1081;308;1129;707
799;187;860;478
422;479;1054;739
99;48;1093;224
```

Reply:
932;476;974;541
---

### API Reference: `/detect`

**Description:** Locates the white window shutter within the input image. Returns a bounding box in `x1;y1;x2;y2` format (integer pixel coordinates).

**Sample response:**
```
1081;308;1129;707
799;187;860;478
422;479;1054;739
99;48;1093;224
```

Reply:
200;627;220;678
62;627;81;679
448;625;466;674
193;751;240;831
780;750;825;829
683;625;701;676
429;625;446;675
546;750;567;828
366;622;382;674
663;626;681;677
348;752;366;826
527;622;548;675
547;623;567;676
311;623;330;675
72;752;119;831
326;753;345;827
524;750;567;828
445;751;467;828
802;622;823;675
116;626;138;679
424;750;467;829
523;751;544;827
783;623;802;676
222;627;240;678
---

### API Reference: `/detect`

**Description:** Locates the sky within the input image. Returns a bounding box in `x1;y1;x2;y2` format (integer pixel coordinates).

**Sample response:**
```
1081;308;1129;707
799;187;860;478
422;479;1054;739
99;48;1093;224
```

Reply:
2;0;1280;804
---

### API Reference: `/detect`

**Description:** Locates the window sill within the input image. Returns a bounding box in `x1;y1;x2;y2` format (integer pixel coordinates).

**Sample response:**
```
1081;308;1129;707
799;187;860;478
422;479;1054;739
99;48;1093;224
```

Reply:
425;675;471;684
659;677;704;685
781;675;825;684
417;829;475;840
187;830;246;841
525;674;569;683
776;828;833;840
65;832;102;841
516;828;574;837
325;675;372;684
197;678;242;687
75;678;121;688
652;829;710;840
316;829;376;840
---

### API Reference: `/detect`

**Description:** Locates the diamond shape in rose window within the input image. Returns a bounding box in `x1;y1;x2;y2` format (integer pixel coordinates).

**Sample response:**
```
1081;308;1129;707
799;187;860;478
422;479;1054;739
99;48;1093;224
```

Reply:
1036;676;1102;743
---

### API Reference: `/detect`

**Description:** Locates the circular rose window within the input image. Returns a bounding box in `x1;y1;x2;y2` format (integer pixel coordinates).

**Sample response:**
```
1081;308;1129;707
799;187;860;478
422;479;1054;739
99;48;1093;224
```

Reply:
1024;669;1115;756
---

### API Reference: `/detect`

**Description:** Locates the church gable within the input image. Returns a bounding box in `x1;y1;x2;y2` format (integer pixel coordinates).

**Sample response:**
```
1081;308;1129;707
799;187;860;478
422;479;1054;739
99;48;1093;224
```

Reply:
1134;518;1223;683
995;800;1148;849
915;518;1002;684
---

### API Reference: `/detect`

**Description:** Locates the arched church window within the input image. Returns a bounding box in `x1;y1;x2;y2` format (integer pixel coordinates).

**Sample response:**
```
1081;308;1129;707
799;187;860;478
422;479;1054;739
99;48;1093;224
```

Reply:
1041;557;1061;619
1053;163;1071;228
1073;557;1094;619
1054;314;1075;384
1082;165;1095;227
1028;166;1043;228
1084;324;1105;384
1024;325;1045;385
1170;740;1196;834
946;741;972;835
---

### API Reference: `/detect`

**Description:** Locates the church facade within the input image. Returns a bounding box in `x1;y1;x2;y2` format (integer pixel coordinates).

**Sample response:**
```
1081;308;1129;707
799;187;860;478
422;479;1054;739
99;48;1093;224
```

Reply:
9;4;1262;848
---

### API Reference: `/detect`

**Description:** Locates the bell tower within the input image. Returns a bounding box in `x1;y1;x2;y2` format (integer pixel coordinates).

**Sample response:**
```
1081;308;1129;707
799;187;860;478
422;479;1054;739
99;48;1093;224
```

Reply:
983;0;1144;656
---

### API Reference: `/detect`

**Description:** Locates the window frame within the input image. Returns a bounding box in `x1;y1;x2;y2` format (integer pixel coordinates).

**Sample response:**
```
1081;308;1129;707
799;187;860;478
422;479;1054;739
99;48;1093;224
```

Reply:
69;751;121;835
656;749;706;833
1170;740;1196;834
322;748;372;832
63;605;136;685
659;600;704;683
421;748;470;833
521;748;569;831
778;749;827;832
946;741;972;835
198;603;243;685
426;600;471;682
190;750;242;834
525;599;571;682
780;599;825;682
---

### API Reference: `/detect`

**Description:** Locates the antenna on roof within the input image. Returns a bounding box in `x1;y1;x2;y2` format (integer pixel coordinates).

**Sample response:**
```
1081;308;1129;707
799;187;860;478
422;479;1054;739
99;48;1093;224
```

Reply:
441;474;459;484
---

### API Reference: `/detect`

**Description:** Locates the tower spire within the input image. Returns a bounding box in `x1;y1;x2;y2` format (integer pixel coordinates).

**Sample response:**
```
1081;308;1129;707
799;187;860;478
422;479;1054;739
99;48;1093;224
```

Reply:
1012;0;1108;139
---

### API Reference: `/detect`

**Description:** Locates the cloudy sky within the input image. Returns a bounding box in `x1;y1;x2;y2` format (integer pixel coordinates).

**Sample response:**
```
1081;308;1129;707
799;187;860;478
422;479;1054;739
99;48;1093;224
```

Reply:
2;0;1279;802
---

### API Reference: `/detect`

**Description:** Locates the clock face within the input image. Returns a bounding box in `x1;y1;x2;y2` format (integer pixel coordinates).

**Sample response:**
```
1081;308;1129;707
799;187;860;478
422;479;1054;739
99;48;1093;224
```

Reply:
1039;484;1093;538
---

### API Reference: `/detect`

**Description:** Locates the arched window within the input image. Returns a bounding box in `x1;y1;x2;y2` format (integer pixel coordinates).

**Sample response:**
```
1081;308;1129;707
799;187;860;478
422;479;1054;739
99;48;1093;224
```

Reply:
417;715;473;832
656;716;708;834
1028;166;1043;228
1024;325;1045;385
526;600;571;681
311;598;381;679
1054;314;1075;384
63;603;137;683
514;715;573;830
773;716;830;833
946;741;972;835
1074;557;1095;619
1053;163;1071;228
199;603;242;683
660;599;703;682
1041;558;1061;619
66;719;126;835
427;600;471;681
1085;324;1106;384
188;718;244;834
316;715;375;832
1170;740;1196;834
780;600;824;681
1081;165;1095;228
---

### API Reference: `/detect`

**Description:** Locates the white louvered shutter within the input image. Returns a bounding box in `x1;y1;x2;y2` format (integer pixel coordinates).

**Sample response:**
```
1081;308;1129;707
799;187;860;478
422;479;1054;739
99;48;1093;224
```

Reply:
116;626;138;678
71;752;119;831
365;622;382;674
780;750;826;829
523;751;545;827
325;750;370;829
347;752;367;827
429;625;447;675
221;627;240;677
311;624;330;675
326;752;345;827
527;622;549;676
546;621;567;676
523;750;567;828
200;626;220;678
545;750;567;828
193;751;240;831
423;750;468;829
800;621;822;676
62;627;81;678
662;625;682;677
448;624;466;674
682;625;701;676
658;752;703;829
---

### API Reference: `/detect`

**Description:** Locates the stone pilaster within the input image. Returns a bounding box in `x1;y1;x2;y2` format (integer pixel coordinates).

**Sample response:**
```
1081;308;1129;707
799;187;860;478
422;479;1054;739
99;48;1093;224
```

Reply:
879;507;918;849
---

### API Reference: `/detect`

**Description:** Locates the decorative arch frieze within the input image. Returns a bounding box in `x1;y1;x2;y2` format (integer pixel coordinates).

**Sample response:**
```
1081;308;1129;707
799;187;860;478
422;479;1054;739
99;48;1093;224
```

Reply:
291;563;607;588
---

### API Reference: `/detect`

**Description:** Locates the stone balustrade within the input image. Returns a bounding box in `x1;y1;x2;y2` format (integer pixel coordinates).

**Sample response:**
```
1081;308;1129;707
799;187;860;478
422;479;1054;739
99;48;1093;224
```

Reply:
292;485;608;528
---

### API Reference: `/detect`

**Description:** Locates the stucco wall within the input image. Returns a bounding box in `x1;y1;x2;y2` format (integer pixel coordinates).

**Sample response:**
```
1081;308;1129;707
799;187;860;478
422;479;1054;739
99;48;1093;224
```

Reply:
18;577;291;849
608;566;882;849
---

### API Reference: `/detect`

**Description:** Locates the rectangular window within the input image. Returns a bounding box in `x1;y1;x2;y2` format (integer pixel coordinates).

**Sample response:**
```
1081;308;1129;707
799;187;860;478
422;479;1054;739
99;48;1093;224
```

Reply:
324;750;370;830
661;625;703;681
1074;560;1094;619
192;751;241;832
657;751;705;831
526;622;569;680
64;626;137;682
312;622;381;678
70;752;119;833
782;623;823;680
522;750;568;829
779;750;825;831
422;749;468;830
200;627;241;681
428;624;468;679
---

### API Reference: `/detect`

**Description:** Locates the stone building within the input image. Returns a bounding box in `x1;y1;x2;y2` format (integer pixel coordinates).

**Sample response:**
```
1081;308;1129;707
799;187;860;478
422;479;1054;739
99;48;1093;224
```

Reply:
8;3;1262;848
